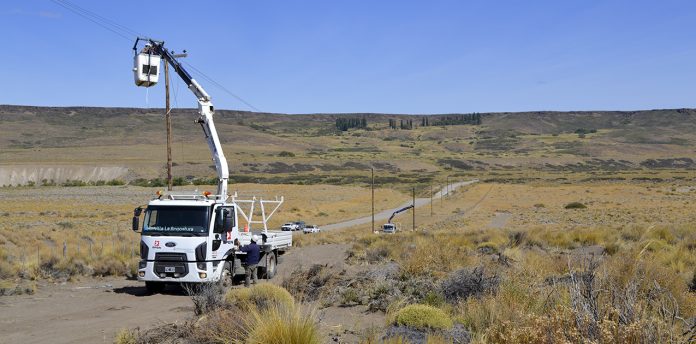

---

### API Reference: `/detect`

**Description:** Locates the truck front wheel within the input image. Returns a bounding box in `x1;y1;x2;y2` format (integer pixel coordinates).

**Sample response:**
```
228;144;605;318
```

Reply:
218;261;232;288
145;281;165;294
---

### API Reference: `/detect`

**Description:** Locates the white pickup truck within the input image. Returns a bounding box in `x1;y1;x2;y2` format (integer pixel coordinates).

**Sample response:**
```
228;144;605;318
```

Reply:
281;222;299;231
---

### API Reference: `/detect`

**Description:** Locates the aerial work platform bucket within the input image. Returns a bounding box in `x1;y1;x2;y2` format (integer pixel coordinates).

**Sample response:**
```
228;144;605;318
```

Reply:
133;48;161;87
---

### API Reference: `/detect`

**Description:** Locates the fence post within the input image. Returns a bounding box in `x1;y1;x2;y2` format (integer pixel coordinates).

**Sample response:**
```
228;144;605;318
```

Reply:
63;241;67;258
89;242;93;258
36;247;40;266
77;242;80;256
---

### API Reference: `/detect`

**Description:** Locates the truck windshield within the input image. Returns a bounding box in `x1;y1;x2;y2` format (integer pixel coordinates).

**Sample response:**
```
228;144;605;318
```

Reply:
143;206;210;235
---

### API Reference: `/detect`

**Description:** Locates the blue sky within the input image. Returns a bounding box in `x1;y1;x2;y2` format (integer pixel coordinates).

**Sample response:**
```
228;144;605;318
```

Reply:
2;1;695;114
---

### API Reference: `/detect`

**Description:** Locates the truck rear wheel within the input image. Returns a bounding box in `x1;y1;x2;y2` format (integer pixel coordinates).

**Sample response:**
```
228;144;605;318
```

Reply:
145;281;165;294
265;253;276;279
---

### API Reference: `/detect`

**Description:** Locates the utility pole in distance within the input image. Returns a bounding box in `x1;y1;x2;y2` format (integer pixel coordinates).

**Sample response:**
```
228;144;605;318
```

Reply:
430;183;433;216
446;176;450;198
371;167;375;233
412;187;415;231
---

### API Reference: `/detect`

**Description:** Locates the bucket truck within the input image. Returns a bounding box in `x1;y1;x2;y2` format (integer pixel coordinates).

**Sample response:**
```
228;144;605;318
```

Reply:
130;38;291;293
382;205;414;233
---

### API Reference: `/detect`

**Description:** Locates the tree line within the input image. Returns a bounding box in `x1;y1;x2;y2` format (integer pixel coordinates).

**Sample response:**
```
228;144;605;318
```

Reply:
336;117;367;131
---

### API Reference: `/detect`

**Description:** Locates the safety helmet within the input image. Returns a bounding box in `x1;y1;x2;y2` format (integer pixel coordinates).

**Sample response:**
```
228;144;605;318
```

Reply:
251;234;260;243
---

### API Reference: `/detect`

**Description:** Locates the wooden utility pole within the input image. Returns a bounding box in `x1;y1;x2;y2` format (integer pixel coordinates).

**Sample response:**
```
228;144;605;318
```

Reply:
164;52;187;191
412;187;415;231
430;183;433;216
371;167;375;233
165;61;172;191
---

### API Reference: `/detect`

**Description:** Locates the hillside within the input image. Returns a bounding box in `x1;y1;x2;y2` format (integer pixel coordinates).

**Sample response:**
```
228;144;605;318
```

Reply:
1;105;695;187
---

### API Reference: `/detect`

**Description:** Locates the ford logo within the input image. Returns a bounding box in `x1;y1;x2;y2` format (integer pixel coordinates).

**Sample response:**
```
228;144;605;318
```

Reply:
165;242;176;247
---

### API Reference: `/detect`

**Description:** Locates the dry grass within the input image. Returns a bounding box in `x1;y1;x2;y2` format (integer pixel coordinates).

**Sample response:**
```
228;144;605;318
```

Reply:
0;183;406;286
300;181;696;342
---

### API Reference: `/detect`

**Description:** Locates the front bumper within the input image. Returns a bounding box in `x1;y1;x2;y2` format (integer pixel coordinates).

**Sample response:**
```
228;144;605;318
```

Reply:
137;260;223;283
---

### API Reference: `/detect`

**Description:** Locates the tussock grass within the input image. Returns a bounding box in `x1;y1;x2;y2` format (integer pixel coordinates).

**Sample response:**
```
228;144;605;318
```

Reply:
225;283;295;311
390;304;453;330
242;303;320;344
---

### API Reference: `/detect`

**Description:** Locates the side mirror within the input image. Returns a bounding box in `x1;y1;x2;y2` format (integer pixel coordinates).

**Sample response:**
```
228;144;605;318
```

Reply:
132;207;143;232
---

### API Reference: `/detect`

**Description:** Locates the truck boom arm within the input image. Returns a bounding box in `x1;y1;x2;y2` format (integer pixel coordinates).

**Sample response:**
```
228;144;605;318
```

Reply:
134;38;229;199
387;204;414;224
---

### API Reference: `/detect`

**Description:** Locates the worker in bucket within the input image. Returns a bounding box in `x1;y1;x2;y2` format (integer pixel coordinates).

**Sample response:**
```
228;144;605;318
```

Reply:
238;235;261;287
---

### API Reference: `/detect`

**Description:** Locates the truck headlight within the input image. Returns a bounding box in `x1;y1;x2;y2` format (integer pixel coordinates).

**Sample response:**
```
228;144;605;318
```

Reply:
197;262;206;270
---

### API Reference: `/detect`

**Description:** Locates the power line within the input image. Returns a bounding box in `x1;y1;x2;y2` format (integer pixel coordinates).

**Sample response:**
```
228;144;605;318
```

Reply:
51;0;261;112
50;0;138;41
183;61;261;112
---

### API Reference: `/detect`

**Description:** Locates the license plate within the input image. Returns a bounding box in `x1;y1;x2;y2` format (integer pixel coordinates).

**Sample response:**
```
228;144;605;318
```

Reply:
164;267;176;273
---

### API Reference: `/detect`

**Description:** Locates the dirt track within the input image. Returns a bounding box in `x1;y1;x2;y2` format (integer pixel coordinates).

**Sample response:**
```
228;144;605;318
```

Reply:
0;278;192;344
0;244;359;344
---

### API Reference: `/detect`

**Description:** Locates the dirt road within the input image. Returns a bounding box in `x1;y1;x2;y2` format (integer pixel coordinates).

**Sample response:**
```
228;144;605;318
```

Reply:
0;279;192;344
322;179;478;231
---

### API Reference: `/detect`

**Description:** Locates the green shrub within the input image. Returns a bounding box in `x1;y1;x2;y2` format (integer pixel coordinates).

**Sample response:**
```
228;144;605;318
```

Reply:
225;283;295;310
392;304;453;330
564;202;587;209
172;177;187;186
62;179;87;187
278;151;296;157
107;179;125;186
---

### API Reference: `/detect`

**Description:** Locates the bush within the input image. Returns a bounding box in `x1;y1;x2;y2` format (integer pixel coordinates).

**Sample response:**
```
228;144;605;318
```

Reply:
564;202;587;209
242;304;320;344
172;177;187;186
107;179;125;186
186;282;226;316
114;328;137;344
278;151;296;157
441;266;499;303
92;256;127;276
392;304;453;330
225;283;295;311
282;264;335;302
62;179;87;187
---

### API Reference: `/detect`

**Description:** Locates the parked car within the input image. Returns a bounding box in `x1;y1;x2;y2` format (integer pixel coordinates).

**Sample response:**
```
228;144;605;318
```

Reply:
294;221;306;231
303;225;321;234
281;222;298;231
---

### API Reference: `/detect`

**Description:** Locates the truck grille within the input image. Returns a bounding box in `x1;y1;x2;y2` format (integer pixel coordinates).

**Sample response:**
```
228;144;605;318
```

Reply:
155;252;187;261
153;253;189;277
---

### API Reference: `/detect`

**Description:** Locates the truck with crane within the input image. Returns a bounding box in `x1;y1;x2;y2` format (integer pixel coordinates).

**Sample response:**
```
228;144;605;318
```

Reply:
382;204;414;233
130;37;291;293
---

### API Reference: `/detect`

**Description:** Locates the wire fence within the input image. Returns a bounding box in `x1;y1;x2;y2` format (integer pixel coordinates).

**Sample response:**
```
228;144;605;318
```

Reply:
16;230;141;269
